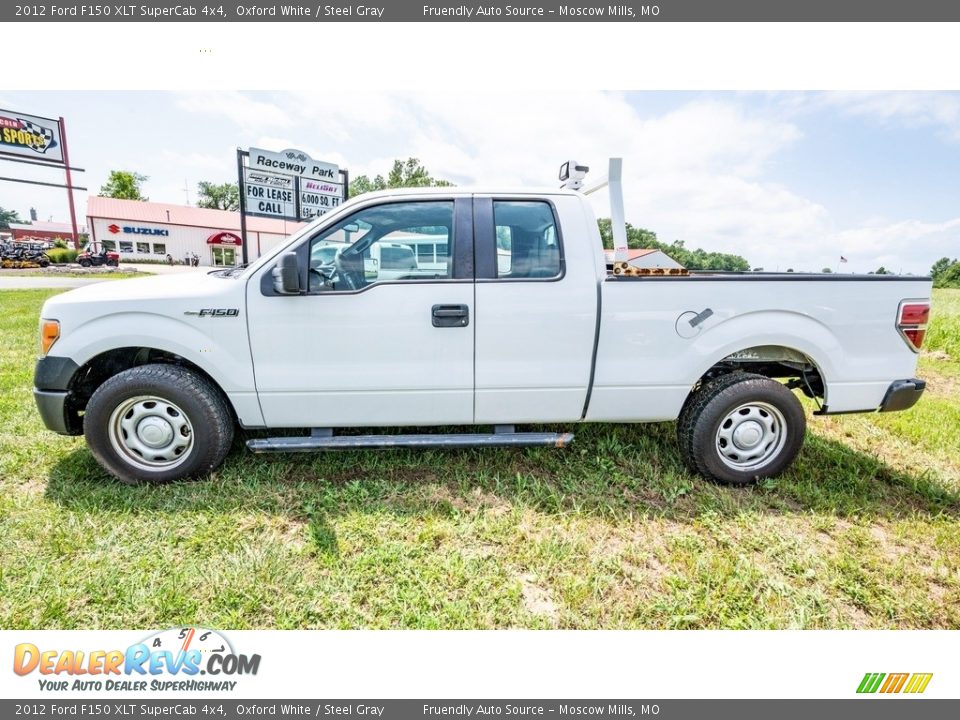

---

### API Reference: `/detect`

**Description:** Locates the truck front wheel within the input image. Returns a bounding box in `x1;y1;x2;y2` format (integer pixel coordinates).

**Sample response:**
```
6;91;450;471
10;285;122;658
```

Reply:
677;372;806;485
84;364;234;484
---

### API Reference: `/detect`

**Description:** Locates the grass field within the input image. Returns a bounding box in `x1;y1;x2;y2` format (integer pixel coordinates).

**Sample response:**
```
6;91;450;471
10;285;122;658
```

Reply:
1;289;958;630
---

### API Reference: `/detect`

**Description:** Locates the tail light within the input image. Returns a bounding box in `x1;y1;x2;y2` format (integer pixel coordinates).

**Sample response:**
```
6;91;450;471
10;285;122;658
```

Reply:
897;300;930;352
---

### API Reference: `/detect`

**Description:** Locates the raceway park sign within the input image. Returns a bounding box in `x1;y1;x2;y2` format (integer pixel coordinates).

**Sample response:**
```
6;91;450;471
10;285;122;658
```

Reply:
0;109;64;163
241;147;346;221
249;147;339;181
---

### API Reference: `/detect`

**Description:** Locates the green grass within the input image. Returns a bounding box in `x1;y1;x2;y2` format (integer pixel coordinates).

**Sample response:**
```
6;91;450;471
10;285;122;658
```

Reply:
0;289;958;629
924;288;960;377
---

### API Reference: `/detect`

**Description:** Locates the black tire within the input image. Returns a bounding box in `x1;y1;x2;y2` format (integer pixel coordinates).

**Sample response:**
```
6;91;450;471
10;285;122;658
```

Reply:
84;364;234;484
78;259;91;267
677;372;806;485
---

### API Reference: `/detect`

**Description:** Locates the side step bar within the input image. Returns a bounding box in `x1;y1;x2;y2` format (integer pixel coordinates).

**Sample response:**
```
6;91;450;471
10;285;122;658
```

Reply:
246;428;575;453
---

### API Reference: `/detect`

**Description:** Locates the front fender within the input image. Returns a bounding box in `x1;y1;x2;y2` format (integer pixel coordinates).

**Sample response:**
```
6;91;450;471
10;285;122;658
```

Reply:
52;311;255;394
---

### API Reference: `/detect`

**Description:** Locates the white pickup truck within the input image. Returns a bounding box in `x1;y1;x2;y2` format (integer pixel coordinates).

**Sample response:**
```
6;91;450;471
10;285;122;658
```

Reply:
34;163;932;486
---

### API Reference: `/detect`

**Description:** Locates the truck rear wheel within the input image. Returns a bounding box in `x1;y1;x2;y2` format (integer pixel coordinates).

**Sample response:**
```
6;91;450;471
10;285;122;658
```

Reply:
84;364;234;484
677;372;806;485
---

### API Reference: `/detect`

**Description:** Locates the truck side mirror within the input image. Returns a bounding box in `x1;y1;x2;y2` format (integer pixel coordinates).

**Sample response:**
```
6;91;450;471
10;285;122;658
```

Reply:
272;252;301;295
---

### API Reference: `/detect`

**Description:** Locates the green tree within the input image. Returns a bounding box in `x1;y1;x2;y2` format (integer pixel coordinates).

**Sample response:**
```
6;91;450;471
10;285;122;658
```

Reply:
349;158;453;197
597;218;750;271
874;266;892;275
0;207;22;229
350;174;388;196
99;171;149;201
933;259;960;288
197;181;240;211
931;257;954;280
821;267;833;273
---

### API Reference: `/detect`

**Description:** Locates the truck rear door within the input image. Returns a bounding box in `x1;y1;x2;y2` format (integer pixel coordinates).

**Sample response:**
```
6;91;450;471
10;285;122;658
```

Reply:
472;195;599;423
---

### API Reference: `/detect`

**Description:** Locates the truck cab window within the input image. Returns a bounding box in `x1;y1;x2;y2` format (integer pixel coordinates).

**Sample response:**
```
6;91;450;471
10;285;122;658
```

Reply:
493;201;561;279
308;201;454;292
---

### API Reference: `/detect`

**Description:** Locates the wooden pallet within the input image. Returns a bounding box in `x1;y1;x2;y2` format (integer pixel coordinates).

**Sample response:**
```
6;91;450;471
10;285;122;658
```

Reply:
611;261;688;276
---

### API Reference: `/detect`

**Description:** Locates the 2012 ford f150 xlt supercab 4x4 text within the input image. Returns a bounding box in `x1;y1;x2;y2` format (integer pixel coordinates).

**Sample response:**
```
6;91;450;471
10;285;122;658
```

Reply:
33;160;932;486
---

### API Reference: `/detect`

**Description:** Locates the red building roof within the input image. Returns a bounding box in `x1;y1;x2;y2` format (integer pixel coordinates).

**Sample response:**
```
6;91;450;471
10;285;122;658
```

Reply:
9;221;86;240
86;196;305;235
603;248;660;261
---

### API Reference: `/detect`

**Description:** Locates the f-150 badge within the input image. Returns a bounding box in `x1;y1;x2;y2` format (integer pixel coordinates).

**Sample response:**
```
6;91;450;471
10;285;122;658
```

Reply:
184;308;239;317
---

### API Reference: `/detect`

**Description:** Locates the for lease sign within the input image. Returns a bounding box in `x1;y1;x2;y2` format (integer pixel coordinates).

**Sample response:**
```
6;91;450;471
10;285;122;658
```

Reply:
243;168;296;218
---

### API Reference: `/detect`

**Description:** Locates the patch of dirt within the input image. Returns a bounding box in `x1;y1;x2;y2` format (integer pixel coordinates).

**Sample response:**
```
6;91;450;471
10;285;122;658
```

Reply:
14;476;47;496
422;484;512;514
325;467;381;484
815;530;838;548
519;572;559;621
868;525;907;560
927;582;947;602
829;603;874;629
917;367;960;398
460;542;499;560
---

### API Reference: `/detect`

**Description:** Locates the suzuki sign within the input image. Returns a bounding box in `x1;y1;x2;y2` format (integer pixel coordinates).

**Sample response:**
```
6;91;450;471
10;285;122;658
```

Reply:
108;224;170;237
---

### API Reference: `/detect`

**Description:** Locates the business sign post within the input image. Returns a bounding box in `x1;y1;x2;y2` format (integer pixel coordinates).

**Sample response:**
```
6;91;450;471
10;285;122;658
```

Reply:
0;109;85;248
236;146;348;264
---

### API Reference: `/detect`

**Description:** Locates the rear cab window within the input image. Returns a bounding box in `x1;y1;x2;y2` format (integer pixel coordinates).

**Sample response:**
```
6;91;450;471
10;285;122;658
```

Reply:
492;200;562;279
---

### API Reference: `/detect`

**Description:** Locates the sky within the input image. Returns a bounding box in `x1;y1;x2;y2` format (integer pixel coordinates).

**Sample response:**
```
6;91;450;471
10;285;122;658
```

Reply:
1;90;958;275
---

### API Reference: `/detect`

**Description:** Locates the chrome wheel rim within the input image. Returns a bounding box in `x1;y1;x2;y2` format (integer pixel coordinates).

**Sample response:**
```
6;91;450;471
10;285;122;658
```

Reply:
108;395;193;471
715;401;786;471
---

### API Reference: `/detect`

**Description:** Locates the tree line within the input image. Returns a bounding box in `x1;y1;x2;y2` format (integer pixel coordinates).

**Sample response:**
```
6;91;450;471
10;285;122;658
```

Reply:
596;218;750;271
931;257;960;288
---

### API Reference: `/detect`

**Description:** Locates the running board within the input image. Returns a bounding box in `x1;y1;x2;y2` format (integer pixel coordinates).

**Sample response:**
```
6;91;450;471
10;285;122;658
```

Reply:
246;429;575;453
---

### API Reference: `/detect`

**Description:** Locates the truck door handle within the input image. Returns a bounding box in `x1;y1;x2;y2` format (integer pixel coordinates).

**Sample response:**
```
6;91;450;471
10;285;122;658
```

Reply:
432;304;469;328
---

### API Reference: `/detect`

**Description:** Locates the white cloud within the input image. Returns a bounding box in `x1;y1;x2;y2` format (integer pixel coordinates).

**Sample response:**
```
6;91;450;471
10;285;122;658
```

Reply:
161;91;960;274
175;91;293;134
832;218;960;268
820;91;960;143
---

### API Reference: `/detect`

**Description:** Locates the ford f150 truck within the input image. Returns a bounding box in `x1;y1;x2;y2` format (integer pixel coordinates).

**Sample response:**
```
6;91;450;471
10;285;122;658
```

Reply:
33;161;932;485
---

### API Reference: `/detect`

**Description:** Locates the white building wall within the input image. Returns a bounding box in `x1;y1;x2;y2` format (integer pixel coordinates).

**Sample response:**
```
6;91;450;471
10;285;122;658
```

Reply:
89;217;291;267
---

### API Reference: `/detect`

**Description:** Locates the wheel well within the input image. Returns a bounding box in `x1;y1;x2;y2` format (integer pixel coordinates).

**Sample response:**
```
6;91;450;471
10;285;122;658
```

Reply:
68;347;233;417
697;345;826;400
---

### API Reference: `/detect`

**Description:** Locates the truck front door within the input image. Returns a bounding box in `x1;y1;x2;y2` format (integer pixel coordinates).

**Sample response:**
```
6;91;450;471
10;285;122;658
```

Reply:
246;198;475;427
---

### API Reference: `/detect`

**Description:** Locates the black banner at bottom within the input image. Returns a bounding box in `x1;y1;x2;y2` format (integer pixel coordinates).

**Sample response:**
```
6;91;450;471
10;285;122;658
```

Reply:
3;700;956;720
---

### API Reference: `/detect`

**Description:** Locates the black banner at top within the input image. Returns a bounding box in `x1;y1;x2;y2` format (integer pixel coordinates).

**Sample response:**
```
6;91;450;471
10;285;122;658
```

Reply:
8;0;960;22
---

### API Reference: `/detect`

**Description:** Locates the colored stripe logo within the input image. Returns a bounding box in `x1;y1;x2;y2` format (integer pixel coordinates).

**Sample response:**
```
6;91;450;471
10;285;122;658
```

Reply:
857;672;933;694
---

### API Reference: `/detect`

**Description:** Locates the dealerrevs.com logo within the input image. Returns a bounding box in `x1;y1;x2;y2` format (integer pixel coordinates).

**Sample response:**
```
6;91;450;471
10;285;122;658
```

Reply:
13;627;261;692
